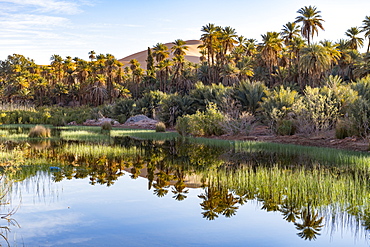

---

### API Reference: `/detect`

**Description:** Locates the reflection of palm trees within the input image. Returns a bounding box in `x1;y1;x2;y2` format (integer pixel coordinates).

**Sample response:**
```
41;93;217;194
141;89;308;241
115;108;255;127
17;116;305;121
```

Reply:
199;187;221;220
280;201;301;223
171;168;189;201
294;205;324;241
220;192;239;218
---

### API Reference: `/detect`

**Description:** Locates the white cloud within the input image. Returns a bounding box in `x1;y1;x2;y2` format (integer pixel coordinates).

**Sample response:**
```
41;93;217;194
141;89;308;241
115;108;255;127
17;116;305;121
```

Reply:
0;13;70;30
1;0;85;14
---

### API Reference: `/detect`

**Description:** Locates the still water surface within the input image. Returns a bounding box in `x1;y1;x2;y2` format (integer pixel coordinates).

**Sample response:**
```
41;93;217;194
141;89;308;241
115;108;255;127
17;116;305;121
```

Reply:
1;170;367;246
0;129;369;246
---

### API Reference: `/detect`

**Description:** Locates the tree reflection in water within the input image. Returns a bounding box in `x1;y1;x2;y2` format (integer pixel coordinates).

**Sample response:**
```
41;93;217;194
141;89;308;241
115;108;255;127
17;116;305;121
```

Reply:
294;204;324;241
4;137;370;242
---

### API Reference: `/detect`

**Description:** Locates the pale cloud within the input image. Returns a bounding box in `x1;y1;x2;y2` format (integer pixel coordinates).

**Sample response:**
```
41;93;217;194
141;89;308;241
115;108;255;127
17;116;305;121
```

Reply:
0;13;70;30
0;0;87;14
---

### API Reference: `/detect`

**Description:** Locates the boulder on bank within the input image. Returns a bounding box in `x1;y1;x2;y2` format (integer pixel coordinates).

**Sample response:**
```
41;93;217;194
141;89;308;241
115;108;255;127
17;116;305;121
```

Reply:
83;117;120;126
124;115;158;129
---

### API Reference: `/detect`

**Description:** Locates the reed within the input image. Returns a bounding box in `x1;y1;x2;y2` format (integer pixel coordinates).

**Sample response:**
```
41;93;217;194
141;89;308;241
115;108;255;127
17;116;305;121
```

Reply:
61;143;144;158
60;130;110;142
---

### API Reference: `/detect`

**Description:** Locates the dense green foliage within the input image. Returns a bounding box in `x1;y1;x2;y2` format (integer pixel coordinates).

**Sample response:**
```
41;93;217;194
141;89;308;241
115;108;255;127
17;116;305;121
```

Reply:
1;7;370;138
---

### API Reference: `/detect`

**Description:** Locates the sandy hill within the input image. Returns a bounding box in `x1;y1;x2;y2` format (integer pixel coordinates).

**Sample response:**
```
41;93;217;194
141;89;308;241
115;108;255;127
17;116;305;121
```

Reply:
118;40;202;69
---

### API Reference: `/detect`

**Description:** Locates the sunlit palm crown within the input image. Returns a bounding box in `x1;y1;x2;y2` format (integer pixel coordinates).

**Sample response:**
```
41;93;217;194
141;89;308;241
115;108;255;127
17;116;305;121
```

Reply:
295;5;325;45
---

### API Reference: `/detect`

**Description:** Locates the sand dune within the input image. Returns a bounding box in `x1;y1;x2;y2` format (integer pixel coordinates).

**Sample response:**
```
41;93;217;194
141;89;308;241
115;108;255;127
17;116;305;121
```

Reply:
118;40;202;69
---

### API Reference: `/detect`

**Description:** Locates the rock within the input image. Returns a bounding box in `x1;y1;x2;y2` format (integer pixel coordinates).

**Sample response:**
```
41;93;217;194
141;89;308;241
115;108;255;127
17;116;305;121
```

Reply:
125;115;152;123
124;115;158;129
83;118;120;126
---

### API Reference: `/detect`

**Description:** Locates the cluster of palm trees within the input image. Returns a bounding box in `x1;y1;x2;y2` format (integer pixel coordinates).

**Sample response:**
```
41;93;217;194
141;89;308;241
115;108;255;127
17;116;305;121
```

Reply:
0;5;370;107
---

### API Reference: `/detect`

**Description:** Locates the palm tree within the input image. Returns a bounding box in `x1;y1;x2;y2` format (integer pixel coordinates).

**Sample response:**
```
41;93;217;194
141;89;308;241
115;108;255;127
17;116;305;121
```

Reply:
299;43;332;87
233;80;266;114
88;50;96;61
50;54;64;84
152;43;169;64
281;22;301;46
345;27;364;51
171;39;188;57
362;16;370;53
200;23;218;66
258;31;283;85
218;26;238;64
295;5;325;45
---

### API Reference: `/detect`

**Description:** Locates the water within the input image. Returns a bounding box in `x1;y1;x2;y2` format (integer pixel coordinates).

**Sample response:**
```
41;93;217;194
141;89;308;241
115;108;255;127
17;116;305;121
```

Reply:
1;170;367;247
1;128;370;246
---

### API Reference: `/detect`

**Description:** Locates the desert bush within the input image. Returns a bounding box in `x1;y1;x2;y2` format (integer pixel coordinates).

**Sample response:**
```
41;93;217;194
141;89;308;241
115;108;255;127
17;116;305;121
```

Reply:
221;112;255;135
276;119;296;136
346;97;370;137
261;86;300;133
335;119;357;139
155;122;166;132
29;125;51;138
295;86;340;134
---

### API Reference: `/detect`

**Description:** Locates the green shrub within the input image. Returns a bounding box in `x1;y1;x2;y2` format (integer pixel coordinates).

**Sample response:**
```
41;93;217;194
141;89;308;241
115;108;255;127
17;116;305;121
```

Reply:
175;103;225;137
155;122;166;132
335;119;356;139
28;125;51;138
276;119;296;136
113;98;135;123
175;116;191;136
101;122;112;131
158;94;195;127
233;80;267;115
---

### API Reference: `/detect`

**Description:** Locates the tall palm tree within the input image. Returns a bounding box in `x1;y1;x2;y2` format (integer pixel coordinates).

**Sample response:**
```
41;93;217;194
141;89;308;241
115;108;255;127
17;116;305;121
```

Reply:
218;26;238;64
281;22;301;46
345;27;364;51
299;43;332;87
88;50;96;61
171;39;188;57
362;16;370;53
50;54;64;84
152;43;169;64
258;31;283;85
295;5;325;45
200;23;218;66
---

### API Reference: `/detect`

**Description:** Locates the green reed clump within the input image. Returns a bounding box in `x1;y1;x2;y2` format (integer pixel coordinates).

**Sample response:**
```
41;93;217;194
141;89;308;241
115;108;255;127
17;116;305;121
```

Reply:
201;164;370;214
60;130;110;142
28;125;51;138
61;143;144;159
155;122;166;132
101;122;112;132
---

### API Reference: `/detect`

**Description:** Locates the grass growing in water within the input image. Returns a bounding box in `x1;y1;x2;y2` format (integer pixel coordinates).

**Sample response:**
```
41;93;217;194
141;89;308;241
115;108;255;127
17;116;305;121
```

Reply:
28;125;51;138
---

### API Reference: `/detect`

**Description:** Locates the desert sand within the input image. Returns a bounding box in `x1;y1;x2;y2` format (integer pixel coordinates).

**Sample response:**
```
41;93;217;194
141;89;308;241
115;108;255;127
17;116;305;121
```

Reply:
118;40;202;68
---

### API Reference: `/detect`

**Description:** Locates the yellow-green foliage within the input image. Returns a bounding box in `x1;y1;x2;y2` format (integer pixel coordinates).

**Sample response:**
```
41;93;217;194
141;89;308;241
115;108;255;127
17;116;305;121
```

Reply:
176;103;225;137
300;86;340;131
29;125;51;138
261;86;300;133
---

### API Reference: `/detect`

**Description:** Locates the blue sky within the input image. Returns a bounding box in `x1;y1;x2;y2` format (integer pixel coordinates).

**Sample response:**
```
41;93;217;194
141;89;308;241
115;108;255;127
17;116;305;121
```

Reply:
1;0;369;64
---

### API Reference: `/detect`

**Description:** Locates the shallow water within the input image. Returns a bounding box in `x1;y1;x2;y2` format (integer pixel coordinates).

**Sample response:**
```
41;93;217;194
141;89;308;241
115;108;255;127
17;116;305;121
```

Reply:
0;170;366;246
1;128;370;246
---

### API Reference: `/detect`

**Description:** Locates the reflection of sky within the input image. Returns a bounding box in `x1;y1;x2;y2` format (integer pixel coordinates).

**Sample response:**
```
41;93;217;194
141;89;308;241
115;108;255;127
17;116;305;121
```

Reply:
4;173;369;247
